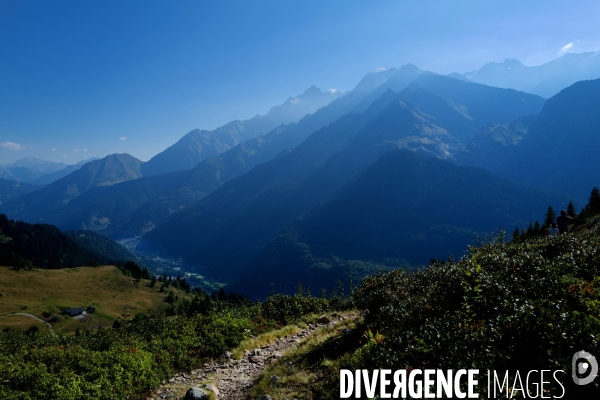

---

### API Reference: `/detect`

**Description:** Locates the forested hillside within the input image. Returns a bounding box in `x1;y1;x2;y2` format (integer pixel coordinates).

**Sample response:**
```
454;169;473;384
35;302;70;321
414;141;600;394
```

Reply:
0;214;132;270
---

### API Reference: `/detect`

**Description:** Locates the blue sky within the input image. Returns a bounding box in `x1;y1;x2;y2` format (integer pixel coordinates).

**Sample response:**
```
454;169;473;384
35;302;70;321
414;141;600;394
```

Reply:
1;0;599;164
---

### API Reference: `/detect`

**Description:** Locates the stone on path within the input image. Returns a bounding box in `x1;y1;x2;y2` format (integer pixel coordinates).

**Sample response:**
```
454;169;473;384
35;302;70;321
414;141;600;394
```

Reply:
184;387;209;400
318;315;331;324
205;383;219;397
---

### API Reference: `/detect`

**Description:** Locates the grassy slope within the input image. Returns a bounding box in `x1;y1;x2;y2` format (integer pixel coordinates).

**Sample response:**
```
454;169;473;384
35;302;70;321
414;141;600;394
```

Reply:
249;312;362;400
0;265;191;334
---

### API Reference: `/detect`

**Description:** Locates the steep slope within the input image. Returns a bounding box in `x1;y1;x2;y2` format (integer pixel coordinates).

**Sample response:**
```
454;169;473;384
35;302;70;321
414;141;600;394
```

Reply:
34;66;426;238
0;214;126;270
456;114;538;172
142;79;548;279
140;86;343;176
63;230;141;265
232;149;568;298
411;74;546;126
35;170;191;232
462;51;600;98
0;178;42;206
140;92;454;272
457;78;600;201
497;78;600;200
0;154;143;221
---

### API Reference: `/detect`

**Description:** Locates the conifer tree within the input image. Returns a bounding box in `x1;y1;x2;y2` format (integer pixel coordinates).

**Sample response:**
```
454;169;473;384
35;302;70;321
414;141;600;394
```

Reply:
543;206;556;227
533;220;541;236
589;186;600;213
166;291;175;304
526;221;533;236
512;227;520;242
567;200;577;218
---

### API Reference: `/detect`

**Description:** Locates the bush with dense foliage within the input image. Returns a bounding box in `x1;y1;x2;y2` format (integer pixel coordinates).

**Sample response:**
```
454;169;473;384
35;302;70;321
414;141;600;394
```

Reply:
0;287;350;399
342;217;600;397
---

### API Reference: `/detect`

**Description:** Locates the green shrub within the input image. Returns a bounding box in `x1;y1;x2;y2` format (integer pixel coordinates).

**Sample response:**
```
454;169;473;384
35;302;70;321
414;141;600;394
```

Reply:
346;226;600;396
0;287;346;399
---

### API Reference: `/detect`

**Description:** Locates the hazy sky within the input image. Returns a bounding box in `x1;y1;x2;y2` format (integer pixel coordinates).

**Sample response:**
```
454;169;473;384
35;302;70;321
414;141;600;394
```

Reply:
1;0;599;164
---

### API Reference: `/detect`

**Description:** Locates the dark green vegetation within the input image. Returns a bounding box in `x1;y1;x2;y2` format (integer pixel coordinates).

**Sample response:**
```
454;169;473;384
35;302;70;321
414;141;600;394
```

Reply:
1;189;598;399
0;214;137;270
245;190;600;399
0;288;350;399
341;228;599;396
64;230;142;266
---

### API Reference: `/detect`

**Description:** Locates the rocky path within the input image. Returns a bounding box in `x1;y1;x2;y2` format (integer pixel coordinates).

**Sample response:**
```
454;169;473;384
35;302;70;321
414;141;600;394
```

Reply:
149;315;346;400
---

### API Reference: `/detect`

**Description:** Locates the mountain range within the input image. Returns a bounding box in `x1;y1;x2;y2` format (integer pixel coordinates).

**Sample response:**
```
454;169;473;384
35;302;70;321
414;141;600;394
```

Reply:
0;68;545;235
230;149;567;297
140;85;343;176
0;157;97;185
1;53;600;298
458;50;600;98
139;75;548;292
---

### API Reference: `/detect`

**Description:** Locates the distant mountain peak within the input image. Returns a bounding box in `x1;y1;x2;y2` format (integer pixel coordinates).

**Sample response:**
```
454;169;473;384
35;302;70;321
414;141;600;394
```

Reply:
302;85;322;95
460;51;600;97
399;63;421;72
502;58;525;67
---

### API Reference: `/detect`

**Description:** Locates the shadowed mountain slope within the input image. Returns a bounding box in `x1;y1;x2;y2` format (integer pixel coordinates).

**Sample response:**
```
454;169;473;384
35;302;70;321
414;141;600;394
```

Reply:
0;179;42;206
230;149;568;298
28;158;100;185
0;154;143;221
141;79;548;279
458;78;600;201
456;114;538;173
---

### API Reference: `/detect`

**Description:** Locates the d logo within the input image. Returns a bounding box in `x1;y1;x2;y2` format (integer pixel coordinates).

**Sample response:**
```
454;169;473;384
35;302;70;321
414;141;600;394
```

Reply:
572;351;598;385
